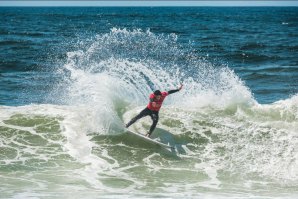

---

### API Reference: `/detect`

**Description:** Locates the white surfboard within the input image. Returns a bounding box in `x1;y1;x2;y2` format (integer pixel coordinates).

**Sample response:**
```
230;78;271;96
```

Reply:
126;130;174;149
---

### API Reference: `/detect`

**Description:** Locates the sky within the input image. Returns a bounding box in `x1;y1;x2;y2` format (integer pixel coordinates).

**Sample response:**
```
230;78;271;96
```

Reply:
0;1;298;7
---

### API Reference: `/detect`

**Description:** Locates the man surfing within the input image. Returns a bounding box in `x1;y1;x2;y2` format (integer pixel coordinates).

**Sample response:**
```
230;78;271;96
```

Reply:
125;84;183;137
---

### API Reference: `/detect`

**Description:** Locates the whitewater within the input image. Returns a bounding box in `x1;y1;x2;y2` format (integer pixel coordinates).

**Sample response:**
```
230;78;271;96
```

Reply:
0;28;297;198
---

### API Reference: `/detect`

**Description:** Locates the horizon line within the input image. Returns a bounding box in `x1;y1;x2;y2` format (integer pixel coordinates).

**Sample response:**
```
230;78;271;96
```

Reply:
1;1;298;7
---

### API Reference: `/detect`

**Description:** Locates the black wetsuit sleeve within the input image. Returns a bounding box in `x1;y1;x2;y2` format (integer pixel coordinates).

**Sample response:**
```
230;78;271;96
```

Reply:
168;89;180;95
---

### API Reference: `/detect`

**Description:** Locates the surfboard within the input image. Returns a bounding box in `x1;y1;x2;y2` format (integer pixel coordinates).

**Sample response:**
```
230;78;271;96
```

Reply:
126;130;174;149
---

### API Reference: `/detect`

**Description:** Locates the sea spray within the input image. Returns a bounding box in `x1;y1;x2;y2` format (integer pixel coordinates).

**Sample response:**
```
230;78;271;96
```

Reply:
58;28;255;131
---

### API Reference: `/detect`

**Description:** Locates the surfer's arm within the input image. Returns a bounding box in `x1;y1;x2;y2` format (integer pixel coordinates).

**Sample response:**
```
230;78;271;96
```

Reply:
167;89;179;95
167;84;183;95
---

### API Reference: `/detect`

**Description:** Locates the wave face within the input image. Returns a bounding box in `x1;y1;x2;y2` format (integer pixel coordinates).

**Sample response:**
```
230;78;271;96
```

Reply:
1;28;297;198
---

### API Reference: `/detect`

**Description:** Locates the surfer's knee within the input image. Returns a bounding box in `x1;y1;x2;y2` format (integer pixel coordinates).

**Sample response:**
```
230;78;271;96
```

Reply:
151;114;158;123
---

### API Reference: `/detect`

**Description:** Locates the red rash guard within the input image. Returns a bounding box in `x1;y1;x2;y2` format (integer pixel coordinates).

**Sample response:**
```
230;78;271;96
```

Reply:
147;91;169;111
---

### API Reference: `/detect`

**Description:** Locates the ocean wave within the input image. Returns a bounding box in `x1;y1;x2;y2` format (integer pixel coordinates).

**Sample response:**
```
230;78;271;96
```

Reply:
228;52;281;63
0;39;33;46
57;28;297;185
1;28;297;197
0;93;297;192
239;42;266;50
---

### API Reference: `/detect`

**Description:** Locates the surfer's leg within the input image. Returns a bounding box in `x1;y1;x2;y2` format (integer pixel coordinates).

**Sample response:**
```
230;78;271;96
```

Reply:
148;112;159;136
126;108;150;128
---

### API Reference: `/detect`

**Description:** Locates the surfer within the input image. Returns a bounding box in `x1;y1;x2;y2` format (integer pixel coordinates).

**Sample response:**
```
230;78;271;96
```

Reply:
125;84;183;137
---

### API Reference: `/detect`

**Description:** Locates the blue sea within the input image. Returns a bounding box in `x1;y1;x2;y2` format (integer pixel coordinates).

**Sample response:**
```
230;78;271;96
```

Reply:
0;7;297;199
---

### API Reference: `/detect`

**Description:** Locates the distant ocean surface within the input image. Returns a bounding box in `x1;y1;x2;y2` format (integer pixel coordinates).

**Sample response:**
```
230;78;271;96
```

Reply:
0;7;297;199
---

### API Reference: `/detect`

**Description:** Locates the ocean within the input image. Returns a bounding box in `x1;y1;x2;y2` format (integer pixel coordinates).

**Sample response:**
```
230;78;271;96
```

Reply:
0;7;297;198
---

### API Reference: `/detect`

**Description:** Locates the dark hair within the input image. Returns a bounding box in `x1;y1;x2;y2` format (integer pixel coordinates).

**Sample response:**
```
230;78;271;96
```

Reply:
154;90;162;96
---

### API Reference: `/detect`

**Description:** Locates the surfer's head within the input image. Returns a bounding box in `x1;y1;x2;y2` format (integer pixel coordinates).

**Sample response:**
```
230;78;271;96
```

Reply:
154;90;162;100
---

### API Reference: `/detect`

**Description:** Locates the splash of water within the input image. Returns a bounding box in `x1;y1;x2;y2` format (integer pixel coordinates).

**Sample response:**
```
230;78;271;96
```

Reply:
56;28;255;132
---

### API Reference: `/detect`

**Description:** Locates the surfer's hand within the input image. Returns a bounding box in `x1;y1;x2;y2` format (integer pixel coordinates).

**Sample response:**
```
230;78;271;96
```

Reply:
178;84;183;91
